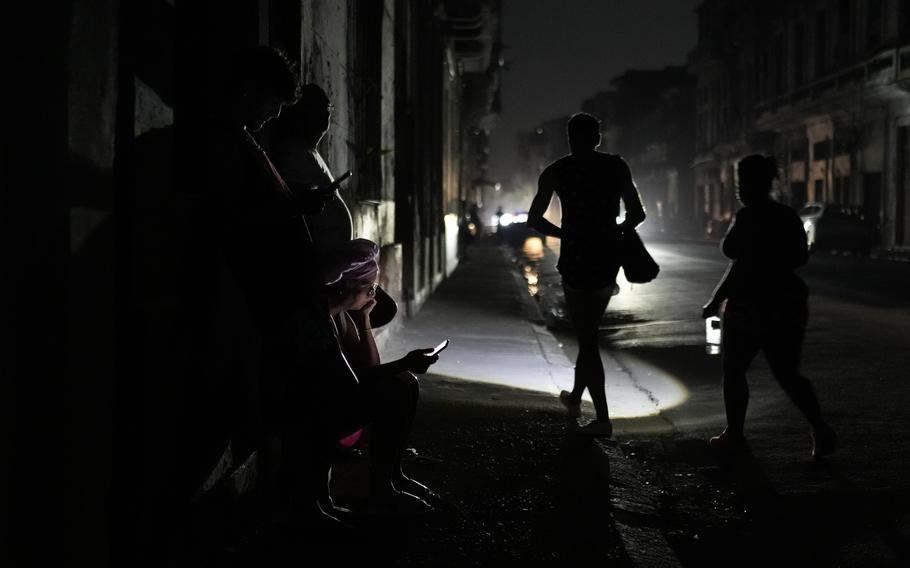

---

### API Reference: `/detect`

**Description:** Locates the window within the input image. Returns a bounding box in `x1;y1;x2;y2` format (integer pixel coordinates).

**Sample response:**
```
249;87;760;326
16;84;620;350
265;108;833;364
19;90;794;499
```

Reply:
814;139;831;160
353;1;383;200
794;22;807;86
792;183;809;207
867;0;883;48
792;138;809;161
835;0;853;61
838;0;851;36
758;50;770;100
834;130;852;155
815;10;828;77
774;35;786;94
834;176;851;204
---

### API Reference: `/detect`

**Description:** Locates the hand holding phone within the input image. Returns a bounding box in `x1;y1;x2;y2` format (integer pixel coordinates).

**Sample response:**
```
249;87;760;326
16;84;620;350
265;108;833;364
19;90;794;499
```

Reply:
317;170;352;195
402;341;446;374
429;339;449;356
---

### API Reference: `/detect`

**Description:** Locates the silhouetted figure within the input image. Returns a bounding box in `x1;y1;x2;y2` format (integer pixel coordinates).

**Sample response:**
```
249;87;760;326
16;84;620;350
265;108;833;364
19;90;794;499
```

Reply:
272;84;352;256
322;239;441;514
469;202;483;234
273;84;398;329
209;47;360;528
528;113;646;437
702;154;836;458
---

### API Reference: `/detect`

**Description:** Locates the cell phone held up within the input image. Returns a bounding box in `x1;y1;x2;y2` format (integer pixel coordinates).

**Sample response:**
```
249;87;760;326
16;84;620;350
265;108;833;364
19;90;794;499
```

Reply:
317;170;352;195
429;339;449;356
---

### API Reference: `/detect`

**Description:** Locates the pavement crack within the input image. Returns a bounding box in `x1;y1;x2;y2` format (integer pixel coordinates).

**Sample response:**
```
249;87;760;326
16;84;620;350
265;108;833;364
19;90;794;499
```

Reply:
610;352;679;432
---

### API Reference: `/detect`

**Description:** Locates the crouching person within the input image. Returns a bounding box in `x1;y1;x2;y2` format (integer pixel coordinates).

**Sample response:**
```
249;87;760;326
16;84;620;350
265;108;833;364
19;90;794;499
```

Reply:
319;238;442;515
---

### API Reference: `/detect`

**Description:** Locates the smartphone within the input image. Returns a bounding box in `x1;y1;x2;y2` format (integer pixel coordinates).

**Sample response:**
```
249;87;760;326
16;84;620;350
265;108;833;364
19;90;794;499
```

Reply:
429;339;449;356
319;170;352;194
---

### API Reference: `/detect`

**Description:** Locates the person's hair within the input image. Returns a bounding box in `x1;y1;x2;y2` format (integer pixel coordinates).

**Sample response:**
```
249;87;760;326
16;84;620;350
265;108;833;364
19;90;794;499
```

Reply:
737;154;779;191
322;238;380;286
567;113;600;147
228;46;298;102
297;84;330;111
274;83;330;140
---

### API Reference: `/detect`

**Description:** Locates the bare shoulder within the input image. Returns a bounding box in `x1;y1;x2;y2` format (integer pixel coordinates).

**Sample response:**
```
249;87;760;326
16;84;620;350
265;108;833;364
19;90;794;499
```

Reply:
539;158;565;182
599;152;628;166
543;155;572;172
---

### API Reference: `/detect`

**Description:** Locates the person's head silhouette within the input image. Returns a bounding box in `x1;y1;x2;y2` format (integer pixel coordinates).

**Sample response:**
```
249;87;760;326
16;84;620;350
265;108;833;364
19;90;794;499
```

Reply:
275;83;333;148
225;46;298;131
567;113;601;154
736;154;778;206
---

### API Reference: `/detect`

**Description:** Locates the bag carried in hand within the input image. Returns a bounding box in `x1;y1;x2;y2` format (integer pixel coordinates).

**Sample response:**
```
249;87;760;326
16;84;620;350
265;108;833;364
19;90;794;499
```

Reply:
619;229;660;283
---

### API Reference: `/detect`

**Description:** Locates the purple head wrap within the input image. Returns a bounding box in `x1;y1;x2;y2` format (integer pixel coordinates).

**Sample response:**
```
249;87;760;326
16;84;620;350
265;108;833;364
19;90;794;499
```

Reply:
322;238;380;285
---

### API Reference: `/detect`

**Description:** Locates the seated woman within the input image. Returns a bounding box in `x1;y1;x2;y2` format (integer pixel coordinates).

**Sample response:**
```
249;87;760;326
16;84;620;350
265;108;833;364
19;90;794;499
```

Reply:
320;238;441;513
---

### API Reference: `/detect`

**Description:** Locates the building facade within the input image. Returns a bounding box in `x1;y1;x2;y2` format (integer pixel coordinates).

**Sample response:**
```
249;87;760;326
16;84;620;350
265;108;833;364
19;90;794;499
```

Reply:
1;1;501;565
693;0;910;249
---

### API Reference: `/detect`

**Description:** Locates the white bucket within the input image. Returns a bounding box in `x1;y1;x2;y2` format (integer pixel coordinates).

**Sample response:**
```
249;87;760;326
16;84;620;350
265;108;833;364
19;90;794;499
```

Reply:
705;316;722;355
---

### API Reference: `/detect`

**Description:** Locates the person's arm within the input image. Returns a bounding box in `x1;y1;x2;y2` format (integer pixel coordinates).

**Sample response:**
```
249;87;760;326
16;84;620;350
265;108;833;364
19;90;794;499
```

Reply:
721;210;746;260
343;303;381;369
617;157;646;232
528;167;563;239
788;211;809;268
278;149;336;214
339;300;438;379
356;349;439;380
702;262;734;318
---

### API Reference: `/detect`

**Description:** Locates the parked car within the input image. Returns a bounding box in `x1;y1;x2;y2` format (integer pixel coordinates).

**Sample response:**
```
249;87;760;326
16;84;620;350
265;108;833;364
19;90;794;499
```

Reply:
798;202;878;255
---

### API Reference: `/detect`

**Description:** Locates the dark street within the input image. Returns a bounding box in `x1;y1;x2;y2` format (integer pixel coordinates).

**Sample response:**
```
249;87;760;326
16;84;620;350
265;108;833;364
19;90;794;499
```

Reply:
531;237;910;565
380;236;910;566
5;0;910;566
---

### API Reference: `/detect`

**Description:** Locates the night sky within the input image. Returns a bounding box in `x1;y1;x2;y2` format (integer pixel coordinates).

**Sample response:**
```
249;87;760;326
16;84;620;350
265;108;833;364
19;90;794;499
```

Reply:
490;0;701;183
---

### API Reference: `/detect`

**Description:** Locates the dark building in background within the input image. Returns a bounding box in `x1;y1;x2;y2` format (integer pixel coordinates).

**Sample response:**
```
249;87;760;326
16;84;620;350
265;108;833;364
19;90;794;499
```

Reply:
515;67;696;237
693;0;910;250
514;115;571;213
1;1;500;565
604;68;697;236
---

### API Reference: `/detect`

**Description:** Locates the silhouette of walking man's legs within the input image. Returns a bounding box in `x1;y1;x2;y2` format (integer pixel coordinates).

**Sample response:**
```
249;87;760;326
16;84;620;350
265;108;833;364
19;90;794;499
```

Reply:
563;286;612;430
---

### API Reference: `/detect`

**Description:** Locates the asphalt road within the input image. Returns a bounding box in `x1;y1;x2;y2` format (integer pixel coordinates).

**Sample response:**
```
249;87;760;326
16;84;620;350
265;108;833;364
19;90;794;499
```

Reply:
521;236;910;566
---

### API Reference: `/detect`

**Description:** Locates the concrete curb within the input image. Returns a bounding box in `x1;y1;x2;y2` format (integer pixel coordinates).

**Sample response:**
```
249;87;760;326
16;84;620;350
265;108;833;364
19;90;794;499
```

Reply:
601;441;683;568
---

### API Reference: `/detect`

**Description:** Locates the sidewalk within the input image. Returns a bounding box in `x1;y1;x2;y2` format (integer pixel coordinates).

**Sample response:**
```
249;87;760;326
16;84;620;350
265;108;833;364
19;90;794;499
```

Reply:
322;239;682;566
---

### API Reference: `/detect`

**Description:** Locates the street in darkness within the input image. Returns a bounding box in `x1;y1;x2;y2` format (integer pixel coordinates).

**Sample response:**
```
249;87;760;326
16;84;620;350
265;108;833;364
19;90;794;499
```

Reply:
12;1;910;565
516;234;910;565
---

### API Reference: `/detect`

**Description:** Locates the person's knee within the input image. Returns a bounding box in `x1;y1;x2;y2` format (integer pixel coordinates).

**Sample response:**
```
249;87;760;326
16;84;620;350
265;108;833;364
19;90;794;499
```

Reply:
721;371;748;389
722;356;751;378
575;332;600;352
394;371;420;402
378;371;418;408
779;373;813;392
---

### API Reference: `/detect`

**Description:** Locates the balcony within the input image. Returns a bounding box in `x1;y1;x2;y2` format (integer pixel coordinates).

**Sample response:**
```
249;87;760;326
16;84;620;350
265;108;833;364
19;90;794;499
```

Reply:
755;44;908;117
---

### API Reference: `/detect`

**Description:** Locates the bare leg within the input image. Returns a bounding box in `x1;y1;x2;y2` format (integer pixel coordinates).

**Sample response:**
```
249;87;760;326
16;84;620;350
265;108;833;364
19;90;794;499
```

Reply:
764;326;828;430
720;323;760;438
562;284;612;422
362;371;428;507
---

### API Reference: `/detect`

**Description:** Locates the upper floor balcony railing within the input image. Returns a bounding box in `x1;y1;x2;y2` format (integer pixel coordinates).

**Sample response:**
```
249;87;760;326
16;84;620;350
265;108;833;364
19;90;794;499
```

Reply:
755;42;910;117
